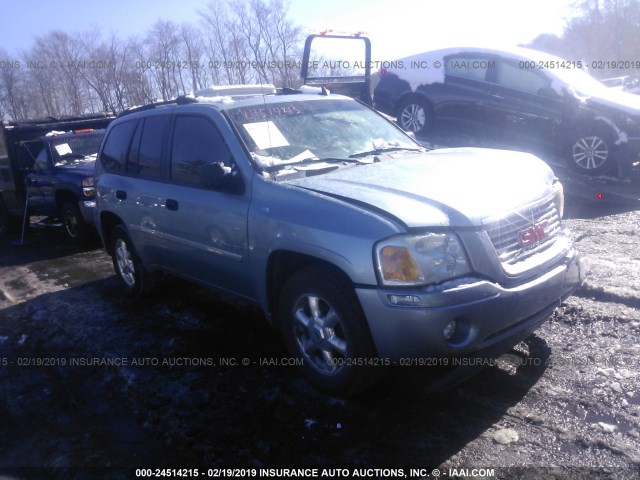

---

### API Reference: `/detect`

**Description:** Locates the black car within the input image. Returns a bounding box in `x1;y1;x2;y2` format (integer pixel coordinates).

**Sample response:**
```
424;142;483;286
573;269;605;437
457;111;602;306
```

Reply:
373;46;640;177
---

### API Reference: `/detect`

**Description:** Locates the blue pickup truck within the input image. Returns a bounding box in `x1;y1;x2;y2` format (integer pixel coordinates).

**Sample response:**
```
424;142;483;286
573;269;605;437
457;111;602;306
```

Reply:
0;114;114;242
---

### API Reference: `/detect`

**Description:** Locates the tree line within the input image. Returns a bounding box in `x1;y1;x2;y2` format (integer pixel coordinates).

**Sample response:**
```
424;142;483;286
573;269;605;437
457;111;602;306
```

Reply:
2;0;640;123
528;0;640;78
0;0;302;121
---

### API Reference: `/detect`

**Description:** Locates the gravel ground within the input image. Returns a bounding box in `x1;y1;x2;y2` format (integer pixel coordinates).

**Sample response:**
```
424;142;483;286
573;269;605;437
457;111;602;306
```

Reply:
0;176;639;480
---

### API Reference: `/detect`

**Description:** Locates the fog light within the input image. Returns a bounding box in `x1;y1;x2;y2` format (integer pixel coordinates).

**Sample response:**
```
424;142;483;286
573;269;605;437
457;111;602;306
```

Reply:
442;320;457;340
387;294;422;306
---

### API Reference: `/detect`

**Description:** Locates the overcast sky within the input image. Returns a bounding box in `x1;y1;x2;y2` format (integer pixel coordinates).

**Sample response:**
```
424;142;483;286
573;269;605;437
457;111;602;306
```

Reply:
0;0;578;60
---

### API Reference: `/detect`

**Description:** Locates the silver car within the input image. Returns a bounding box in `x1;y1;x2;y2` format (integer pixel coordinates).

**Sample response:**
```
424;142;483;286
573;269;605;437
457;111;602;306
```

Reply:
95;87;583;395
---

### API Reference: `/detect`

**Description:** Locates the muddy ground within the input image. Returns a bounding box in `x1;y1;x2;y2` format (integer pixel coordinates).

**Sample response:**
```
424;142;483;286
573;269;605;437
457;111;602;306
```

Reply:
0;156;639;479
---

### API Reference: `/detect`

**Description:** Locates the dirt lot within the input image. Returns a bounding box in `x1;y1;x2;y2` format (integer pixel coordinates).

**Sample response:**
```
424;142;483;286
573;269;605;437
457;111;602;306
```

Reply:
0;179;639;479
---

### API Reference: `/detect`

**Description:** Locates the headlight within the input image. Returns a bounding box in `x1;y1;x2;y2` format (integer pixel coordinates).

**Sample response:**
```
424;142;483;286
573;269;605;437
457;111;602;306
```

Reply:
375;232;471;286
624;115;640;136
82;177;95;197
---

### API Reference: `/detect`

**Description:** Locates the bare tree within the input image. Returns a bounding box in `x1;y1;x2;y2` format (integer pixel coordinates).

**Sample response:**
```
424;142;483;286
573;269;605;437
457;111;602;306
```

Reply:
33;31;90;115
557;0;640;76
1;0;305;120
180;23;207;93
252;0;302;87
0;49;29;120
200;2;234;85
145;20;183;101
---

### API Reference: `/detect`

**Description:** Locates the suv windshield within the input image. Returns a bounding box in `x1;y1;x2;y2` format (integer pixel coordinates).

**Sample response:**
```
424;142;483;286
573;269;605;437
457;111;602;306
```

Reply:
227;98;418;169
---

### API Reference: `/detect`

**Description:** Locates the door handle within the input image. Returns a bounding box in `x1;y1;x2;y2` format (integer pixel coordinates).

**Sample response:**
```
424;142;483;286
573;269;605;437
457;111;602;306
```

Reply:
165;198;179;211
115;190;127;200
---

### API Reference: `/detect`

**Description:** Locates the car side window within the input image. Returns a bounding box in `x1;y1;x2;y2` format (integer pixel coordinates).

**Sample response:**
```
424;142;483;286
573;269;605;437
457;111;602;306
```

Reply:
445;55;492;82
127;115;169;178
101;120;138;172
494;61;553;96
35;147;50;170
16;141;41;170
170;116;231;186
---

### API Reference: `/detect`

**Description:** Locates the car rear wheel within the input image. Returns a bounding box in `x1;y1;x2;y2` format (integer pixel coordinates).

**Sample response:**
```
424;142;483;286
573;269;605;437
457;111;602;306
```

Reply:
110;225;155;297
397;97;432;135
278;265;381;396
569;129;615;175
61;201;90;243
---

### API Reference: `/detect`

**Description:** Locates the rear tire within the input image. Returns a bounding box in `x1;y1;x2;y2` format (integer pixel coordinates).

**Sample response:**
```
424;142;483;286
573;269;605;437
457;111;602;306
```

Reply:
110;224;155;297
278;265;382;396
396;96;432;135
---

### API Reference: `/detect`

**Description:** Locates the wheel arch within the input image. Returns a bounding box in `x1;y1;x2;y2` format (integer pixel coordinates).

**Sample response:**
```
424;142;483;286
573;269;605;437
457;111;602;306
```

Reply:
55;189;79;211
99;211;125;254
396;91;433;116
265;250;356;328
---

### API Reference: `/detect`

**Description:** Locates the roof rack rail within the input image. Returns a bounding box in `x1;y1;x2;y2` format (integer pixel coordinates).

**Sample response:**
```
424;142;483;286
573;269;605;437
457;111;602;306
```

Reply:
194;84;277;97
119;95;198;117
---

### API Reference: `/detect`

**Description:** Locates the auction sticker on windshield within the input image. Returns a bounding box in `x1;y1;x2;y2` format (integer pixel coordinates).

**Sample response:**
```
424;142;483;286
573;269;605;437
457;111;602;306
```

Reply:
243;121;290;149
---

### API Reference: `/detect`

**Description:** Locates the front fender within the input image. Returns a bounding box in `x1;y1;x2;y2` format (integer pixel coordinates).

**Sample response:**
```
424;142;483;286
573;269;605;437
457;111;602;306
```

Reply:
247;174;404;314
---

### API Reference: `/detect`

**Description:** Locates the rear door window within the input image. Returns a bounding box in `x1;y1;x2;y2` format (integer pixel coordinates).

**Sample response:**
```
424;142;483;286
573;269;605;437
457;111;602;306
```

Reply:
445;54;493;82
493;60;553;96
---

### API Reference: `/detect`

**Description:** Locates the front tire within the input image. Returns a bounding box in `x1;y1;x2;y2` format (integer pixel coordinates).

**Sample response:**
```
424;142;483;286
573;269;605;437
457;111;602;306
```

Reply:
396;96;432;135
61;200;90;243
110;225;155;297
278;266;381;396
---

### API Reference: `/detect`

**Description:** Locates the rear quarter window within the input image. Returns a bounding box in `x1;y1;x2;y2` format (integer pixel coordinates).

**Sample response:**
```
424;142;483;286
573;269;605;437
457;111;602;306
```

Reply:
127;115;169;178
100;120;138;172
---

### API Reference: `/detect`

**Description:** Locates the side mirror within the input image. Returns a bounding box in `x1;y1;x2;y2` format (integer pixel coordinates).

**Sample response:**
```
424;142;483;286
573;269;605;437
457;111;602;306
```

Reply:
201;162;233;189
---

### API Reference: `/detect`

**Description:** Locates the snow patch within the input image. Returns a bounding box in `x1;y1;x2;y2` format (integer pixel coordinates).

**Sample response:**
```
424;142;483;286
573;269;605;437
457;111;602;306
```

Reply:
492;428;519;444
610;382;623;394
597;422;618;433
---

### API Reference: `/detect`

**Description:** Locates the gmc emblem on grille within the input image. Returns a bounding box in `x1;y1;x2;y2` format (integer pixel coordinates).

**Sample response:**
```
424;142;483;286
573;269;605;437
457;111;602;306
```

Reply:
518;221;548;247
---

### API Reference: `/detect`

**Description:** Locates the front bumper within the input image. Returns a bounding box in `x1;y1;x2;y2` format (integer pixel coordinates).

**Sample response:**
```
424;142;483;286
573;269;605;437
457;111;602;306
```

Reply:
356;247;582;362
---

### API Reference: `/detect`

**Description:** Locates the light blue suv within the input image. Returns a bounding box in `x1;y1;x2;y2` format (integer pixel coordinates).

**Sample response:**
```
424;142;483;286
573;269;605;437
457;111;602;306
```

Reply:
95;86;582;395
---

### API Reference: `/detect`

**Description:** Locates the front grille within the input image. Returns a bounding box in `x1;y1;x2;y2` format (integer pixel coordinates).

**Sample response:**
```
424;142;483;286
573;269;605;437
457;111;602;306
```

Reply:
483;198;561;266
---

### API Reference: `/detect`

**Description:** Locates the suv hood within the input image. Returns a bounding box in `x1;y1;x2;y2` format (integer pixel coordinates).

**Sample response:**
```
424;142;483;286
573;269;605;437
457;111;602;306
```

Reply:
288;148;556;228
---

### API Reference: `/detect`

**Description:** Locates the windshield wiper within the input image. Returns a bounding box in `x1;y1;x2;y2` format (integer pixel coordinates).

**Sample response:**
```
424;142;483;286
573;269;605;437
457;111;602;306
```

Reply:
262;156;364;173
349;146;422;158
261;157;319;172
